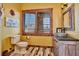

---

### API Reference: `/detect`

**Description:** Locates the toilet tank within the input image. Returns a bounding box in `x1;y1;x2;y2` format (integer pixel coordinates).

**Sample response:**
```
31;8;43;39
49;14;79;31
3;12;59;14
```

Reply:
11;35;20;44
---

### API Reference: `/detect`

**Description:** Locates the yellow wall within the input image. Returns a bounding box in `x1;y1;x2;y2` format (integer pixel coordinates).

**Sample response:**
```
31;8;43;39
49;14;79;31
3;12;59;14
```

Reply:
2;3;79;53
21;3;62;31
21;3;62;46
2;3;21;52
2;3;63;53
3;3;21;38
74;4;79;31
2;37;12;52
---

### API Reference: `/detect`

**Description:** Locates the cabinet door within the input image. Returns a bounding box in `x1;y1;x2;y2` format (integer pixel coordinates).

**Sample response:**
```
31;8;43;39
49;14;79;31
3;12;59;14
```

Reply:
54;40;76;56
76;42;79;56
65;44;76;56
59;41;76;56
54;40;59;56
64;41;76;56
58;42;65;56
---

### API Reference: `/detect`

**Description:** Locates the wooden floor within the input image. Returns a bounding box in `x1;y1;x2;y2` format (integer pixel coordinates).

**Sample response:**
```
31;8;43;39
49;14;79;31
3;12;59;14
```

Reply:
10;46;54;56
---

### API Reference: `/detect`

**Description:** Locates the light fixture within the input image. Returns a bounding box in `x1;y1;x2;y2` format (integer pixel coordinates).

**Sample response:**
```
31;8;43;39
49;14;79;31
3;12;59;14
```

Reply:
61;3;64;10
10;9;15;16
64;3;68;7
61;3;68;10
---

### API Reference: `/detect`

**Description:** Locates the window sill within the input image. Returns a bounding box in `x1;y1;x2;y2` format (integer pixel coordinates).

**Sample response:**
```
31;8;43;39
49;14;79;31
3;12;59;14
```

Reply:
22;32;53;36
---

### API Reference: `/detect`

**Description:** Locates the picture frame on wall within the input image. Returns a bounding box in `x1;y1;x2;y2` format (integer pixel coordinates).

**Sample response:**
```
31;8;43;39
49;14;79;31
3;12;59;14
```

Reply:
6;17;19;28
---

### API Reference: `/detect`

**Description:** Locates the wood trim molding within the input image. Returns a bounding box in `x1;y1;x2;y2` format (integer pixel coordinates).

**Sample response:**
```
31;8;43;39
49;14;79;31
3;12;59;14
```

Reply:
62;4;75;31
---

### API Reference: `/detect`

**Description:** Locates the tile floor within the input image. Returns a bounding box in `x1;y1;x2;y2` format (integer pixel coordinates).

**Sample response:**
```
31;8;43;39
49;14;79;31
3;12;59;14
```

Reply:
10;46;54;56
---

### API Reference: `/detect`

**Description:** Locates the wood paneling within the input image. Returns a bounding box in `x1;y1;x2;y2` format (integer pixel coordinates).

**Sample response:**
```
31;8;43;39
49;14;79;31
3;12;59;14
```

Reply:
76;42;79;56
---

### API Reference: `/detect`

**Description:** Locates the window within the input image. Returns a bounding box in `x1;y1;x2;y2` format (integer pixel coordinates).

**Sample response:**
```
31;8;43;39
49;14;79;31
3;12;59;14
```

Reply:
25;13;36;32
37;13;51;33
22;8;53;36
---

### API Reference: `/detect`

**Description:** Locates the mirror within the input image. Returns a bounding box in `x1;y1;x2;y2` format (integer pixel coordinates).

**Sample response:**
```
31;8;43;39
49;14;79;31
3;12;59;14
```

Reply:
64;11;70;28
63;4;75;31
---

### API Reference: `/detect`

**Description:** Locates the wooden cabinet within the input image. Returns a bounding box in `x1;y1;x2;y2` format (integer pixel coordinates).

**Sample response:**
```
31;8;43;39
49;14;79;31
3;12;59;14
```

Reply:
54;40;59;56
76;42;79;56
54;38;79;56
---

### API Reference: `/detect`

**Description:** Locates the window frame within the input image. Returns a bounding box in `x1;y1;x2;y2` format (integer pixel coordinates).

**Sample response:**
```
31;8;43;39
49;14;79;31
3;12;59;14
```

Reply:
22;8;53;36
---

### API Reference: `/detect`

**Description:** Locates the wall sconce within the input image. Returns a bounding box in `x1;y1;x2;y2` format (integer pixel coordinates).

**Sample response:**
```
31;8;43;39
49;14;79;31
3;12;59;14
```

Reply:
61;3;68;10
10;9;15;16
64;3;68;7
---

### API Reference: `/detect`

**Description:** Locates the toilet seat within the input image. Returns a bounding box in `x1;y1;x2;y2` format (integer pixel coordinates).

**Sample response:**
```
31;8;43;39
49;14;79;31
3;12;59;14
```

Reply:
16;42;28;48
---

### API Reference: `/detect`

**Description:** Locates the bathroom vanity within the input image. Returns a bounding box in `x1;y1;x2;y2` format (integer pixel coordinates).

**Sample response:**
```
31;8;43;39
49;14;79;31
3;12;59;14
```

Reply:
53;35;79;56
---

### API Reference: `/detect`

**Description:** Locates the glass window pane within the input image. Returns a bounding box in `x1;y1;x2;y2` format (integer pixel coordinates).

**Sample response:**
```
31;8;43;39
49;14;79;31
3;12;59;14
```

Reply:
24;13;36;32
37;13;50;33
43;13;50;33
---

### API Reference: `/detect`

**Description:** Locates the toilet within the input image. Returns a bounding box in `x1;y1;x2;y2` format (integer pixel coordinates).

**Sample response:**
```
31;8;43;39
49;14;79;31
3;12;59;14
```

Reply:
11;35;28;55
